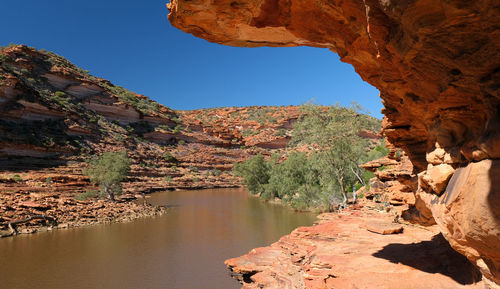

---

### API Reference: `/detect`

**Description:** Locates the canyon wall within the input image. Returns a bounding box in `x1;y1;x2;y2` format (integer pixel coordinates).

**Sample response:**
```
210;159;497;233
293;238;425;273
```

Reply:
167;0;499;284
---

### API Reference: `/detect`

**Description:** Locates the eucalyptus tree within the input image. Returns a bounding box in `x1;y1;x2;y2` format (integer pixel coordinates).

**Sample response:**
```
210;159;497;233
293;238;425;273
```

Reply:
292;102;377;206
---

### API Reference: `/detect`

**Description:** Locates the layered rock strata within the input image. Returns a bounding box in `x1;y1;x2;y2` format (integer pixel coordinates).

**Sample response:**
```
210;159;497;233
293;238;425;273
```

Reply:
167;0;500;284
226;205;483;289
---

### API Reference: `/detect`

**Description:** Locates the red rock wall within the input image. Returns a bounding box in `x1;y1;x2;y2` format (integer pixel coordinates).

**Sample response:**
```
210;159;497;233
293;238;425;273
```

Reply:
167;0;500;284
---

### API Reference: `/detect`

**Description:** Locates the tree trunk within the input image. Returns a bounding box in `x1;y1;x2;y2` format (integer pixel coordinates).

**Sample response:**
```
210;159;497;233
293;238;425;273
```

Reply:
338;176;347;208
351;166;366;187
104;184;115;202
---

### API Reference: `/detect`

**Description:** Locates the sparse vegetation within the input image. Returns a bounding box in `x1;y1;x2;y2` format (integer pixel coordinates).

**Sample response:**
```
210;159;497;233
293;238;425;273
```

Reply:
209;168;222;176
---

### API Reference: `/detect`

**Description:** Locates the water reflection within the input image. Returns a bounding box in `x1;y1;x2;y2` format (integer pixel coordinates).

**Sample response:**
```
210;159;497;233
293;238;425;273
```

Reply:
0;188;317;289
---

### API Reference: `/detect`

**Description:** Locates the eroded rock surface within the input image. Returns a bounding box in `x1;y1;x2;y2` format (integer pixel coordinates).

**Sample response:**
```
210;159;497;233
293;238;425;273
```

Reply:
168;0;500;284
226;206;483;289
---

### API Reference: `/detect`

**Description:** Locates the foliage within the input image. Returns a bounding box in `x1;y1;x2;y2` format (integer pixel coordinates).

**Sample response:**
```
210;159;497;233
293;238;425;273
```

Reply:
234;103;384;211
364;139;390;161
0;53;8;62
83;151;130;201
291;103;378;206
163;151;177;162
12;174;23;182
274;128;287;137
100;83;160;116
75;190;99;201
209;168;222;176
233;154;270;195
173;124;183;134
241;128;257;137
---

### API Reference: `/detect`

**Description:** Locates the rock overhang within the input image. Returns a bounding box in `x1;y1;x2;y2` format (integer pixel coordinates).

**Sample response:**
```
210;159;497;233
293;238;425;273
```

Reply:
167;0;500;284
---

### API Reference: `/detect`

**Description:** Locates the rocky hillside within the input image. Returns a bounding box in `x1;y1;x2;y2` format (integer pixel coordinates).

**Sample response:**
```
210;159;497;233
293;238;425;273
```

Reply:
0;45;304;194
167;0;499;286
0;44;380;235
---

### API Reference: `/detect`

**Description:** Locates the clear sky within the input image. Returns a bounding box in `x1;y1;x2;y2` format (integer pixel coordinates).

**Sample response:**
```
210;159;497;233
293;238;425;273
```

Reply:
0;0;382;118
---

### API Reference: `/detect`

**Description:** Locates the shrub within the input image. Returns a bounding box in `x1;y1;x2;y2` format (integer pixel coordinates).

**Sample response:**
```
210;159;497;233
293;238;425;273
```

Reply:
189;166;199;173
378;165;387;171
163;151;177;162
83;151;130;201
209;168;222;176
0;54;8;62
163;175;173;182
75;190;99;201
12;174;22;182
173;125;183;134
233;154;270;195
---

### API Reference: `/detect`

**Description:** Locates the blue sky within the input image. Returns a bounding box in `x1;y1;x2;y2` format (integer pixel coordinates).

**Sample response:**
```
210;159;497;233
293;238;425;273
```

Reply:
0;0;382;118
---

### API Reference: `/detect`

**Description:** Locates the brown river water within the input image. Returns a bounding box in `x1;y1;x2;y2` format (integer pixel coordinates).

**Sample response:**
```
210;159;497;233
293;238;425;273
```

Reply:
0;188;317;289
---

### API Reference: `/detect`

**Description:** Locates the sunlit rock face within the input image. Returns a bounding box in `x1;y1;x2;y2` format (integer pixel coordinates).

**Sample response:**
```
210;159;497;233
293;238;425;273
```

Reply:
168;0;500;284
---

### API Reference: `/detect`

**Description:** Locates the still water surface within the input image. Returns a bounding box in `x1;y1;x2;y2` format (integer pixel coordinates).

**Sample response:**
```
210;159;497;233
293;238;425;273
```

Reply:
0;188;317;289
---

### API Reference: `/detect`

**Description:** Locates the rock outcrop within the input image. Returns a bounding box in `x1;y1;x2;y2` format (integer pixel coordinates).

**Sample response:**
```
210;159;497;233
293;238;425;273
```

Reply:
167;0;500;285
226;205;482;289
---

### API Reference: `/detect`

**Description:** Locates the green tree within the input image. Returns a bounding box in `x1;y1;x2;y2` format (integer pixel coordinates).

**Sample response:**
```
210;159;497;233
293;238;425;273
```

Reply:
292;103;376;207
84;151;130;201
233;154;270;195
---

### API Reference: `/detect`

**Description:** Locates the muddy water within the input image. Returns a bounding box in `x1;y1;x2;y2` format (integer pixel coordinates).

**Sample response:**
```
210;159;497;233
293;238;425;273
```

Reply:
0;188;317;289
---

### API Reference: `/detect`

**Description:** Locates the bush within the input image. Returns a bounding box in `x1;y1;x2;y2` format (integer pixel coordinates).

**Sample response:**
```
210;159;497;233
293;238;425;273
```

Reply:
75;190;99;201
233;154;270;195
83;151;130;201
378;165;387;171
163;151;177;162
163;175;173;182
12;174;22;182
173;125;183;134
0;53;9;62
209;168;222;176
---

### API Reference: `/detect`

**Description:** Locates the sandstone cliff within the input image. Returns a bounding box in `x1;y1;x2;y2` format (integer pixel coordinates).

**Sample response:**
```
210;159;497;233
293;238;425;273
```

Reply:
167;0;499;285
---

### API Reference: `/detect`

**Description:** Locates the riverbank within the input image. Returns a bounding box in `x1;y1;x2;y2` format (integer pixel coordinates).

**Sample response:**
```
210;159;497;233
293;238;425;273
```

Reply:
0;191;166;237
225;200;485;289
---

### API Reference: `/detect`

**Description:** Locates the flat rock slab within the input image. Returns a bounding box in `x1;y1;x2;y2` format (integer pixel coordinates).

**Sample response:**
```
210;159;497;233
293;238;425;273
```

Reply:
360;221;404;235
226;208;484;289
